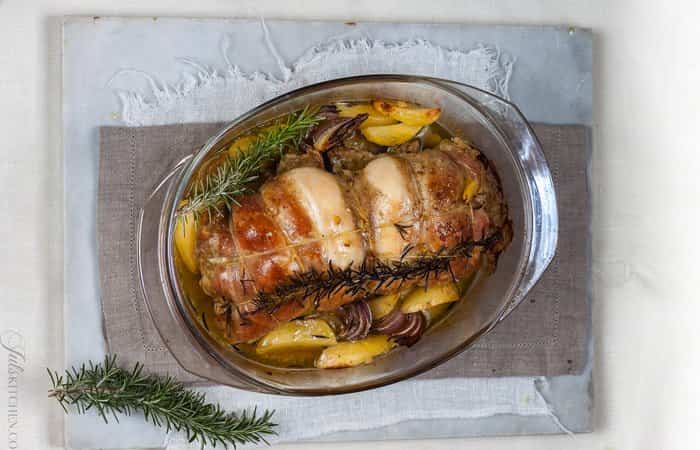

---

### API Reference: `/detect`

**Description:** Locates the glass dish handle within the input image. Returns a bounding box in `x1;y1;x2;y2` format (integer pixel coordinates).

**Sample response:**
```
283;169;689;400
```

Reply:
136;155;262;390
433;79;559;320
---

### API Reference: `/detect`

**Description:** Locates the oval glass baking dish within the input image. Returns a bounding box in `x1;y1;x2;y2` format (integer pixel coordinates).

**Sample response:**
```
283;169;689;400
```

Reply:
137;75;558;395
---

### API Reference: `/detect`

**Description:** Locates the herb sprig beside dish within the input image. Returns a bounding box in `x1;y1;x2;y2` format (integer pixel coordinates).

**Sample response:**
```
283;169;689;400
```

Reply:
178;107;321;220
48;356;276;449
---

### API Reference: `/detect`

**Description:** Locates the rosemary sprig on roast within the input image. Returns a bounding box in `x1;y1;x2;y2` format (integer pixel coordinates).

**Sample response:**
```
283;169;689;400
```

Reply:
48;355;276;449
253;233;499;312
178;107;321;220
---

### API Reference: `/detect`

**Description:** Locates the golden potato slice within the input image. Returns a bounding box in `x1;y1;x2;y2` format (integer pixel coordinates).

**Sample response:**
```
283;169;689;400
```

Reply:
400;282;460;314
174;212;199;273
367;293;401;320
388;107;441;126
372;99;441;126
257;350;320;367
256;319;337;355
228;135;256;157
372;99;410;115
422;303;451;325
422;127;444;148
361;123;422;146
316;335;394;369
236;343;319;367
227;124;281;157
337;104;398;128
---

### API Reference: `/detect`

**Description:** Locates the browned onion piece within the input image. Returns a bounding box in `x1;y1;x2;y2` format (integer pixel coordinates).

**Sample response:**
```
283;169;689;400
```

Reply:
393;312;426;347
317;104;339;119
372;308;405;335
305;114;368;152
373;308;426;347
337;300;372;341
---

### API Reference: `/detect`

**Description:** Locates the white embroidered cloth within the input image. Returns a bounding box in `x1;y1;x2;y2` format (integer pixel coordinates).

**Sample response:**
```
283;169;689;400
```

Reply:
111;33;513;126
167;378;557;449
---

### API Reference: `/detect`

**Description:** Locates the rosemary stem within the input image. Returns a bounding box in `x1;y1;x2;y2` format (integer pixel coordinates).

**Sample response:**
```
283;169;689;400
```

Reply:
179;107;321;220
47;356;276;449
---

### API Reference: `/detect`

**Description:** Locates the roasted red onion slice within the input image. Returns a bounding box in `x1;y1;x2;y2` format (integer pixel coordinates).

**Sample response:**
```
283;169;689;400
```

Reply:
304;114;368;152
337;300;372;341
373;308;426;347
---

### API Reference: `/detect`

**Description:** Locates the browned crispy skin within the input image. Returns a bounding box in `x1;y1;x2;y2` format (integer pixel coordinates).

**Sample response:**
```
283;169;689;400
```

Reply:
196;213;247;303
260;176;325;271
405;149;472;252
230;194;301;294
196;138;508;343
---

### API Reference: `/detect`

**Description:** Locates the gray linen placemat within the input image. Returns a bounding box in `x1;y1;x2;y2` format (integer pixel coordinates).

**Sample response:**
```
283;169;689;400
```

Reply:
97;123;590;383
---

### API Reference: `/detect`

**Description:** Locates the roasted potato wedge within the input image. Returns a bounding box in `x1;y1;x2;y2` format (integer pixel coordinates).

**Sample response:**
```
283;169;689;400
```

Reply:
316;335;394;369
227;123;283;157
372;99;410;114
400;281;460;313
422;127;444;148
236;343;320;367
174;212;199;273
337;104;398;128
372;99;441;126
256;319;337;355
367;293;401;320
422;303;452;325
361;123;422;146
228;135;256;157
256;350;321;367
388;107;441;126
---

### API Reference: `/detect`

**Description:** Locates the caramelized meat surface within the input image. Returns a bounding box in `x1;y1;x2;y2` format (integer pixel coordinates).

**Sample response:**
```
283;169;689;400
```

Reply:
197;138;508;343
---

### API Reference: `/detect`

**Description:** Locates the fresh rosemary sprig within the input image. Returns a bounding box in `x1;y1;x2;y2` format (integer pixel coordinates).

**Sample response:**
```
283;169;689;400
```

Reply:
48;355;276;449
253;234;500;312
179;107;321;219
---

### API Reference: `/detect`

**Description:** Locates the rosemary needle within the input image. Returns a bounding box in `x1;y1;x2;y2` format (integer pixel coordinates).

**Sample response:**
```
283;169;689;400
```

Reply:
48;355;276;449
178;107;321;220
253;234;501;312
